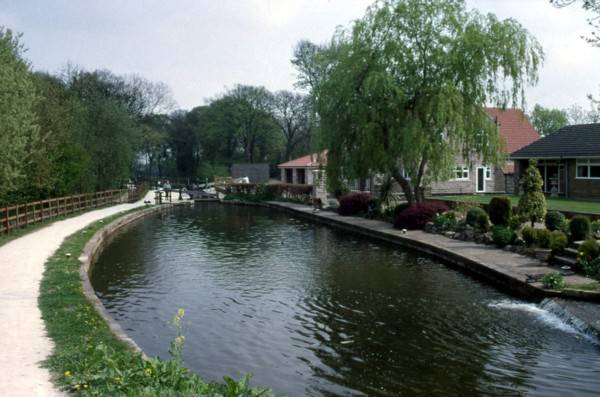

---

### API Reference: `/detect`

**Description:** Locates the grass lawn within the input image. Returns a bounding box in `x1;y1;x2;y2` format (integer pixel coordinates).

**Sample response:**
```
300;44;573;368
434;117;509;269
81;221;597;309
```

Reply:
436;194;600;215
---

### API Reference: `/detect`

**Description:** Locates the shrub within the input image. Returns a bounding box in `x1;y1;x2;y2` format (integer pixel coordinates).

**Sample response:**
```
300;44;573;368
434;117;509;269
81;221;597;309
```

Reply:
466;207;489;231
521;226;537;246
517;159;547;226
394;201;449;230
508;215;524;231
338;192;371;216
550;230;568;252
550;230;568;253
536;229;553;249
545;211;566;232
592;219;600;236
492;225;513;248
433;211;458;231
578;239;600;261
488;197;512;226
570;215;592;241
581;257;600;280
542;272;565;290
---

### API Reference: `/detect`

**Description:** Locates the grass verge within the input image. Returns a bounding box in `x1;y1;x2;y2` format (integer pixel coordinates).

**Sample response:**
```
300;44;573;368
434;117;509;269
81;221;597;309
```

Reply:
39;207;279;397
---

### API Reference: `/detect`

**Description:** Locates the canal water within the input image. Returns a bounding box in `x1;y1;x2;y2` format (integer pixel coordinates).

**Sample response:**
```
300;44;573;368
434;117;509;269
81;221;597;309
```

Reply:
91;203;600;396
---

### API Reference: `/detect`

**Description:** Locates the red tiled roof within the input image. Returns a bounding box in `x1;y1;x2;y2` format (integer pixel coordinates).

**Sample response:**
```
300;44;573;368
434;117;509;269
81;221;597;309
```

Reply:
278;151;327;168
485;108;540;153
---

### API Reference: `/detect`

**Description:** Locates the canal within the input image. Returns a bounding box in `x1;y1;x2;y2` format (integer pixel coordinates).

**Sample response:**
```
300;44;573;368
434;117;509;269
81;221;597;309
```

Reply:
91;203;600;396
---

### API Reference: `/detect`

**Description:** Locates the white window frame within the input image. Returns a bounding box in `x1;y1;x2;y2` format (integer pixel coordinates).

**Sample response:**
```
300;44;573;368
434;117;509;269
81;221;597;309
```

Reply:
484;166;492;180
452;165;470;181
576;159;600;179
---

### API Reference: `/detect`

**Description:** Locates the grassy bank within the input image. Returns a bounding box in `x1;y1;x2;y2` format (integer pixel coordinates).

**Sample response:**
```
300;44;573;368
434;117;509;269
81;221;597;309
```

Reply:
39;208;278;396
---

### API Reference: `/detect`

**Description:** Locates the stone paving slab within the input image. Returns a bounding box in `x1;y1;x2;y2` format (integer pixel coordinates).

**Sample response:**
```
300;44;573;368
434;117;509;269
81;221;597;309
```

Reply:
266;201;600;301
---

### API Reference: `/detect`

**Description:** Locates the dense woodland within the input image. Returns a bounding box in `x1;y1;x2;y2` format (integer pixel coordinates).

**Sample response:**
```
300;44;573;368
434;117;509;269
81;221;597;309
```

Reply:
0;27;314;206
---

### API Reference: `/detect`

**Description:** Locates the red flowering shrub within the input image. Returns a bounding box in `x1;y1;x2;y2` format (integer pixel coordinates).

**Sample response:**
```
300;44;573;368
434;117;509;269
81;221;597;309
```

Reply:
338;192;372;216
393;201;449;230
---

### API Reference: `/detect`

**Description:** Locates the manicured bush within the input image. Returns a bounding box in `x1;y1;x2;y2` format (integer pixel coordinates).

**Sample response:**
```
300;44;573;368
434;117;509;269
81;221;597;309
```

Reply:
393;201;449;230
488;197;512;226
492;225;513;248
570;215;592;241
545;211;566;232
536;229;553;249
433;211;458;231
338;192;371;216
466;207;489;231
550;230;568;253
542;272;565;290
517;159;547;226
578;239;600;261
521;226;537;246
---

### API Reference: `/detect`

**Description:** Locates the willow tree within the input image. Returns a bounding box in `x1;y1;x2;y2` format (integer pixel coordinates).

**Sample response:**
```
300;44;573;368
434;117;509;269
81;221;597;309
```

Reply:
310;0;543;205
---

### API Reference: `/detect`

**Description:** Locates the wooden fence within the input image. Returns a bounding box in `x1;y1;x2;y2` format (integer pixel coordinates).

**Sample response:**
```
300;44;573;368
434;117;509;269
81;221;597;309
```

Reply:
0;188;141;234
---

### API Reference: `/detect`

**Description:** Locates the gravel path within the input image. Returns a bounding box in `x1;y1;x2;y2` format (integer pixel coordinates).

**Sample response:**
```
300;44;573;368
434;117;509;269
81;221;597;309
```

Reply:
0;193;153;397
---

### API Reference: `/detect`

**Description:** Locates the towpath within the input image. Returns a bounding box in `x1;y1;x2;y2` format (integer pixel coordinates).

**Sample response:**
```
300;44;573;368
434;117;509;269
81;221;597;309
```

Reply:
0;192;153;397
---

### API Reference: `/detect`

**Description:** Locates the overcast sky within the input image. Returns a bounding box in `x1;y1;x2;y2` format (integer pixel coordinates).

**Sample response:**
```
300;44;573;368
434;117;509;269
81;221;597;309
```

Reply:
1;0;598;112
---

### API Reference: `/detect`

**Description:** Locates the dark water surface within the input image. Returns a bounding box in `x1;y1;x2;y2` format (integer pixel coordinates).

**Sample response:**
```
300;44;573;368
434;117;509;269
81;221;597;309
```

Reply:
91;204;600;396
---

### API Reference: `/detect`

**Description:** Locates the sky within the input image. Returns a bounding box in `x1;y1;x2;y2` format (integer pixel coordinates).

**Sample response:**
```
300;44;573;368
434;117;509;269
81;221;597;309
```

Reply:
1;0;599;112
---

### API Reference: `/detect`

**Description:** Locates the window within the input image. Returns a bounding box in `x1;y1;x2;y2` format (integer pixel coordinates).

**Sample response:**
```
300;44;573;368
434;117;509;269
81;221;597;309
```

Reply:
452;166;469;180
484;166;492;180
576;159;600;179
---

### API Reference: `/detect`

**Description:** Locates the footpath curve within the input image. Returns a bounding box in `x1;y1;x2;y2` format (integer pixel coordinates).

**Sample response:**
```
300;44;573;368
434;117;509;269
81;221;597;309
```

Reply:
0;192;153;397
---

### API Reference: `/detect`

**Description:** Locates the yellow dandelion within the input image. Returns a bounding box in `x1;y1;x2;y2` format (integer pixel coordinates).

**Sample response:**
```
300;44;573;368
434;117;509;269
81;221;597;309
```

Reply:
64;370;71;377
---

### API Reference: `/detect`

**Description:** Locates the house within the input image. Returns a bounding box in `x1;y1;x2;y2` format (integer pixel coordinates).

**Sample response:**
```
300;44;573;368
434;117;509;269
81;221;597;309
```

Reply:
277;152;327;185
430;108;540;195
511;123;600;200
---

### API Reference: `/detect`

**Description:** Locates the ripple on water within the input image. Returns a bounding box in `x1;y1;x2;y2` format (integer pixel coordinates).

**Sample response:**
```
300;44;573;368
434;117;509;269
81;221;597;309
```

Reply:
91;204;600;397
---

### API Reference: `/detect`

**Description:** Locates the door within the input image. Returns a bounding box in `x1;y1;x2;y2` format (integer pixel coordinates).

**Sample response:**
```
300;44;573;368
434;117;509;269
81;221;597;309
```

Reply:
477;167;485;193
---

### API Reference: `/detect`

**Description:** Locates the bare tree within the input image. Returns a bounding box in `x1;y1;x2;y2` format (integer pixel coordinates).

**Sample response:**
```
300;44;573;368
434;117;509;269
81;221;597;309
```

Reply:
271;90;312;160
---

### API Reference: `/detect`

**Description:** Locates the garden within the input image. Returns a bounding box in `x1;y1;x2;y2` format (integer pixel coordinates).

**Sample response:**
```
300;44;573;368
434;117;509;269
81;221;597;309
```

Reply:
335;160;600;291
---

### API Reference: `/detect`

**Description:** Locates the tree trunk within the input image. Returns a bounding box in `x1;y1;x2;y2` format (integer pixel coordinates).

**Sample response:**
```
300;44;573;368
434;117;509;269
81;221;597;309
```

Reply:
390;167;415;206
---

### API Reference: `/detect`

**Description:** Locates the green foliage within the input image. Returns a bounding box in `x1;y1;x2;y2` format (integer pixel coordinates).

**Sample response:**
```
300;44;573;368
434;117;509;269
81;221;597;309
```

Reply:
307;0;543;204
433;211;458;231
591;219;600;235
492;225;514;248
550;230;568;253
508;215;525;231
578;239;600;261
545;210;566;232
536;229;553;249
0;28;40;204
570;215;592;241
529;104;569;136
542;272;565;290
466;207;489;231
517;159;547;225
581;257;600;281
488;196;512;226
521;226;537;246
40;212;279;397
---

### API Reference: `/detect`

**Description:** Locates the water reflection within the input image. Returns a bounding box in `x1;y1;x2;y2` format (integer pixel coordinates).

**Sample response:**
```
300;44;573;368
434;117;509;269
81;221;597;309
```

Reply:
91;204;600;396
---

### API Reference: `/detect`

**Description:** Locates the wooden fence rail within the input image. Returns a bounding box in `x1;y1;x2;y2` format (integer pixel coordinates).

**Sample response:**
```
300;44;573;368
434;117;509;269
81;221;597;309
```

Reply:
0;188;142;235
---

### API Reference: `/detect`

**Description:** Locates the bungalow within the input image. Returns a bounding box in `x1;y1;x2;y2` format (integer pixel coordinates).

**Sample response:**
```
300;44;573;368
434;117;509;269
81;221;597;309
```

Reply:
511;123;600;200
430;108;540;195
278;152;326;185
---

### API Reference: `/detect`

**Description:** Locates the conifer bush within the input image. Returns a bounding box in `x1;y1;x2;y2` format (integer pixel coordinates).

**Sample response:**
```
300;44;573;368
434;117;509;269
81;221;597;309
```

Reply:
517;159;547;226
